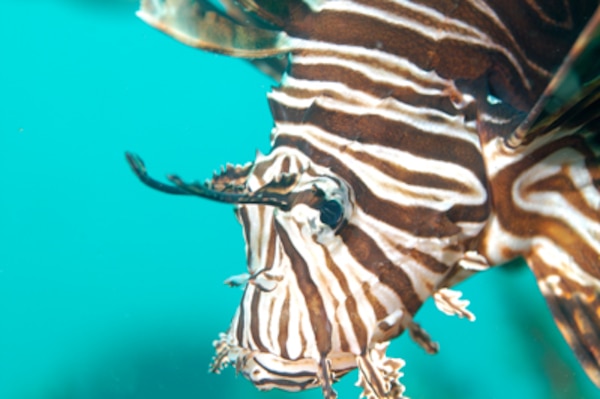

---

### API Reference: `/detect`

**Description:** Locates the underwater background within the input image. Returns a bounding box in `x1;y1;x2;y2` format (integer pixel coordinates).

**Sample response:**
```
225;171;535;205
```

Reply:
0;1;598;398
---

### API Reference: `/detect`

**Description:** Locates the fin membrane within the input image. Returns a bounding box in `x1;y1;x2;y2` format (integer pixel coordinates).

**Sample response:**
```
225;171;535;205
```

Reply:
137;0;291;58
528;245;600;386
508;7;600;148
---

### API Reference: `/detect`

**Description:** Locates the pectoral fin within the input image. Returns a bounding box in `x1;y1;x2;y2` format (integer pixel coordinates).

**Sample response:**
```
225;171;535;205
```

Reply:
138;0;291;57
528;243;600;386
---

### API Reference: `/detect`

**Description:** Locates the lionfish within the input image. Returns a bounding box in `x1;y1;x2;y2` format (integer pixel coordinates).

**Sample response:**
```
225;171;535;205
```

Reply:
126;0;600;398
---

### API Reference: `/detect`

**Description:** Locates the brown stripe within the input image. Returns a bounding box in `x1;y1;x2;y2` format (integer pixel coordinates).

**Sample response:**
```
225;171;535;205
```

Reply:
238;207;253;265
237;286;248;344
401;247;450;275
278;288;291;359
253;358;316;379
275;220;332;356
361;282;388;321
266;295;277;351
337;315;350;353
253;378;315;389
264;218;277;270
255;206;266;262
446;201;491;224
340;224;422;315
280;155;291;173
250;287;269;352
524;165;600;222
268;93;307;123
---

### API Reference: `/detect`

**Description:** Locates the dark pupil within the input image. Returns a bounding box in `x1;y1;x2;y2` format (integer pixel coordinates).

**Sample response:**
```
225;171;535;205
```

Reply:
319;200;343;229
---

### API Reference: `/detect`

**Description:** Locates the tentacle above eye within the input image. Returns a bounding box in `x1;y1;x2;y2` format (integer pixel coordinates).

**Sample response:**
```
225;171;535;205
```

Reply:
125;152;189;195
125;152;298;209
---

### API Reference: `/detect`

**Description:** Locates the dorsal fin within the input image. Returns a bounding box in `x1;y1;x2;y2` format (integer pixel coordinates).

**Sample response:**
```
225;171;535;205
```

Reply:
507;8;600;148
455;0;599;145
235;0;302;28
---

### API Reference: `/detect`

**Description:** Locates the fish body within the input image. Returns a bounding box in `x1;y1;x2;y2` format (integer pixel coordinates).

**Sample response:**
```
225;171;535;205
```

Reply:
127;1;600;398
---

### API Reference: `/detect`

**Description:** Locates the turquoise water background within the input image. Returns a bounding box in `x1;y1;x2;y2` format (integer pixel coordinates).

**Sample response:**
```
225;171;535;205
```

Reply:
1;1;598;398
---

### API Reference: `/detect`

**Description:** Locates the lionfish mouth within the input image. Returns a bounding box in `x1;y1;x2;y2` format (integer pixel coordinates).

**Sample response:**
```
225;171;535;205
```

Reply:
210;330;407;398
210;332;357;391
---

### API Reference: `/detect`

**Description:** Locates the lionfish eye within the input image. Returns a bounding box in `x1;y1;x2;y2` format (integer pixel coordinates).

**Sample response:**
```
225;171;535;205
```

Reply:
319;199;344;229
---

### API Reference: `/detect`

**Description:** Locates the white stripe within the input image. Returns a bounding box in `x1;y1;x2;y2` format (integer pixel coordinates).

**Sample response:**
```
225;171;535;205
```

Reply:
483;126;579;179
267;283;286;355
288;38;448;85
292;54;445;96
269;89;482;147
533;238;600;290
513;148;600;254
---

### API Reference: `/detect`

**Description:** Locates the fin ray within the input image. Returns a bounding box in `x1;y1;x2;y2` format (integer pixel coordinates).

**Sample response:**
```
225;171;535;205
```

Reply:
508;8;600;148
530;249;600;386
138;0;291;58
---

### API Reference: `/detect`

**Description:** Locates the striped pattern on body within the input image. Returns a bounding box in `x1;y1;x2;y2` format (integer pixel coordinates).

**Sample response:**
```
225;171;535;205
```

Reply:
129;1;600;398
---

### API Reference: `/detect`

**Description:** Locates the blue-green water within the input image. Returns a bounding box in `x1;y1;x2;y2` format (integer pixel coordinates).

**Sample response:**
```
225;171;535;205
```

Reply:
0;2;597;398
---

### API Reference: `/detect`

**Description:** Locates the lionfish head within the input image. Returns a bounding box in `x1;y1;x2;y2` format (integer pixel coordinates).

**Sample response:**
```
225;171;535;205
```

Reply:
125;149;409;398
210;149;416;399
213;149;360;395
